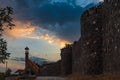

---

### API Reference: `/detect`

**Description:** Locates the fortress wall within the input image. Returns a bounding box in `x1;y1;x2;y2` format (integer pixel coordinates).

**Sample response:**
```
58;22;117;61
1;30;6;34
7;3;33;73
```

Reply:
72;40;83;74
61;0;120;75
77;4;104;74
61;46;72;76
40;0;120;76
40;60;61;76
102;0;120;74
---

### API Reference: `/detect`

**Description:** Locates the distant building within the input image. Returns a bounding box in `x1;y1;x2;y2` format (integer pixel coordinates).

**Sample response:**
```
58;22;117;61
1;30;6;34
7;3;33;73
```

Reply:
15;69;25;75
24;47;40;76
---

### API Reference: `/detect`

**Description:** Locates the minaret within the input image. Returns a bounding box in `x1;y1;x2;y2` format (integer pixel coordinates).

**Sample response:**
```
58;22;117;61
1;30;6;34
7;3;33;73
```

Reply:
25;47;29;73
25;47;29;61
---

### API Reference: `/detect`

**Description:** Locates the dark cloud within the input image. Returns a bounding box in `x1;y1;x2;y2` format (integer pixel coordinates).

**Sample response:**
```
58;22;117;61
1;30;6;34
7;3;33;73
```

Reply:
14;1;83;24
39;21;81;42
14;0;83;41
0;0;96;42
15;0;49;8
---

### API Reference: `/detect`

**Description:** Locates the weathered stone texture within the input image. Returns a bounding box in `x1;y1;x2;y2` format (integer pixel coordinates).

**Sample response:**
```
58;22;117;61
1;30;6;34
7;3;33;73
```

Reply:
62;0;120;75
102;0;120;74
40;60;61;76
61;46;72;76
72;40;82;73
40;0;120;76
72;4;104;74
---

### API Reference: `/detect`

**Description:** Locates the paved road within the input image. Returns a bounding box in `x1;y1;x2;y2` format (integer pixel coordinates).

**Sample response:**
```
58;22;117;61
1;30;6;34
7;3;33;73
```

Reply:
35;77;66;80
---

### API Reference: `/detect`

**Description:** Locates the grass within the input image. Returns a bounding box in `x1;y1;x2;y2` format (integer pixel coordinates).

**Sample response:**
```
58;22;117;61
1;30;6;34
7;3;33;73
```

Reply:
67;73;120;80
0;72;5;80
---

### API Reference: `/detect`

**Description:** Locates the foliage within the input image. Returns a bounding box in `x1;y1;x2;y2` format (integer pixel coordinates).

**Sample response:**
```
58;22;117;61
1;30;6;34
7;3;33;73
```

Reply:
5;68;12;76
65;44;72;48
0;39;10;63
0;7;15;35
0;7;15;63
0;72;5;80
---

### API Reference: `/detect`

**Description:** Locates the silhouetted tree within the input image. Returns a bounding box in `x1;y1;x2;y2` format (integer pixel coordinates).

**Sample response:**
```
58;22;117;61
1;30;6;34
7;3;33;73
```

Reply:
0;7;15;63
5;68;12;76
65;44;72;48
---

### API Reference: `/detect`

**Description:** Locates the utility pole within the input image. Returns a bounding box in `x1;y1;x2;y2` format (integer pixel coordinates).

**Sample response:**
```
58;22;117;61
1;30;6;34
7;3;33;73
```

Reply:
6;61;7;70
6;61;8;73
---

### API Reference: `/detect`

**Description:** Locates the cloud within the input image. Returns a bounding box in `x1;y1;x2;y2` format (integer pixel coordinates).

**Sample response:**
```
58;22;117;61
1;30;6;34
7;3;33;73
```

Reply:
0;56;53;73
0;59;25;71
11;56;53;64
0;0;84;42
14;0;83;25
4;21;37;38
0;0;101;42
4;21;70;47
27;34;70;48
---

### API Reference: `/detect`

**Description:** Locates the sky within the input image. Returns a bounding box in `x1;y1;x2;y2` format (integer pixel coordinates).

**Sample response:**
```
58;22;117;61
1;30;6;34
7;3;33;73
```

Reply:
0;0;103;72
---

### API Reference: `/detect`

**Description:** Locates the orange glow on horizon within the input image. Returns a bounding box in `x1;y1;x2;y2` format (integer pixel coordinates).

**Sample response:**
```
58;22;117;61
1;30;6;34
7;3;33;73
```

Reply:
27;34;70;48
4;21;36;38
4;21;70;48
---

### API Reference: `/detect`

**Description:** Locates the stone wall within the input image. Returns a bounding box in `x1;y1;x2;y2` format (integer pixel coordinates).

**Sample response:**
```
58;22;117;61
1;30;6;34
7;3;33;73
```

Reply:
72;0;120;74
61;45;72;76
40;60;61;76
40;0;120;76
102;0;120;74
72;4;104;75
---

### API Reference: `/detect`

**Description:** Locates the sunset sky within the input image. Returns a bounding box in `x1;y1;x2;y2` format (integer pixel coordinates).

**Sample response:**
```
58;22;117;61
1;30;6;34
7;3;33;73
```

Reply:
0;0;103;72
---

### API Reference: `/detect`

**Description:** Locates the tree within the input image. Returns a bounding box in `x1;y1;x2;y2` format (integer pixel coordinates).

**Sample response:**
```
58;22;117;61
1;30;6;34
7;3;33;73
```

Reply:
5;68;12;76
0;39;10;63
65;44;72;48
0;7;15;63
0;72;5;80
